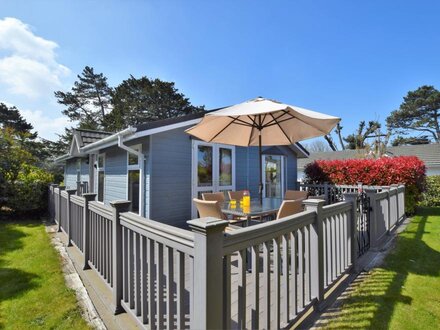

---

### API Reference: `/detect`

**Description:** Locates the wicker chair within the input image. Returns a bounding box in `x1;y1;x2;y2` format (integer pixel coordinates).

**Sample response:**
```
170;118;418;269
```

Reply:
193;198;245;229
284;190;308;201
202;192;226;203
227;190;245;201
276;200;303;219
193;198;227;220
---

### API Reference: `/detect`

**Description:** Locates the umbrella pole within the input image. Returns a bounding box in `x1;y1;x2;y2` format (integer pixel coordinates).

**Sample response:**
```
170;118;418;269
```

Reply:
259;132;263;205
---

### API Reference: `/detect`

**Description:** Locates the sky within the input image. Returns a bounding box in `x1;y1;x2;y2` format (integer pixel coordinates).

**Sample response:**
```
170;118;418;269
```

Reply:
1;0;440;143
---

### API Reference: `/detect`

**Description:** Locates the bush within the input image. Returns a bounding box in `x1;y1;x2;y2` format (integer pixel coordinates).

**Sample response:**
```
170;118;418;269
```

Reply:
420;175;440;207
5;164;54;214
304;156;426;214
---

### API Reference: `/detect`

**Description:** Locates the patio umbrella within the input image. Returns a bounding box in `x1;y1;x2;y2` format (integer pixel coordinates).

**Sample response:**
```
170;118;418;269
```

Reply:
185;97;340;203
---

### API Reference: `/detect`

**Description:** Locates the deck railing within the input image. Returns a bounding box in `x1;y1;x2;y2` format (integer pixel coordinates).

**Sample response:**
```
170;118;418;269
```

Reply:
87;200;114;287
47;183;406;330
299;182;388;205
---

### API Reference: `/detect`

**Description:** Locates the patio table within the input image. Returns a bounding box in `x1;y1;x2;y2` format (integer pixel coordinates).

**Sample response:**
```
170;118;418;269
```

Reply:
221;198;283;226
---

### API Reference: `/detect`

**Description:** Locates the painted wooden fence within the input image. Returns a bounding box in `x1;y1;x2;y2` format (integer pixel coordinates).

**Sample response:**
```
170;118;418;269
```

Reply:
48;183;405;330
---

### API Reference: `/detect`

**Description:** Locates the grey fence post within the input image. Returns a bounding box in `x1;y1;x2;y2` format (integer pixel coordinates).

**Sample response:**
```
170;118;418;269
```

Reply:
66;189;77;247
304;199;325;307
49;184;58;222
400;185;406;220
365;189;378;250
323;182;330;204
110;200;131;314
383;186;391;233
57;186;66;232
76;181;81;196
391;184;399;223
344;193;358;271
82;193;96;270
187;217;229;330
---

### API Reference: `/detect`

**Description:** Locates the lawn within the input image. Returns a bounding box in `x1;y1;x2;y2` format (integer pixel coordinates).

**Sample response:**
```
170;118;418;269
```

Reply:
323;207;440;329
0;220;90;329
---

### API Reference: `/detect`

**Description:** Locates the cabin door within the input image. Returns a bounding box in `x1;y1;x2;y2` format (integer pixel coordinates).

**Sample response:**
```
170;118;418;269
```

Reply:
262;154;285;199
191;141;235;218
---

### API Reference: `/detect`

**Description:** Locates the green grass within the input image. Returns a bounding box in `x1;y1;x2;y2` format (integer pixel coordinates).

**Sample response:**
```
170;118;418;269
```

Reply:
0;220;90;330
324;207;440;329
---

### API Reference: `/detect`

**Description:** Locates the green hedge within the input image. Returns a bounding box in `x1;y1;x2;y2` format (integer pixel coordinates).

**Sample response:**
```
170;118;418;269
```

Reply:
4;164;53;214
420;175;440;207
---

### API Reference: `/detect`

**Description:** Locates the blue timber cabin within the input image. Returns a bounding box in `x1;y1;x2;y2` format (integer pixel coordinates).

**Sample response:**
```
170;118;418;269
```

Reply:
55;112;309;228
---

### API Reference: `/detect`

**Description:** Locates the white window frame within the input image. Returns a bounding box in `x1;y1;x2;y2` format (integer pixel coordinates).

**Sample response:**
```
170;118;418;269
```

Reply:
261;154;286;199
97;153;105;203
191;140;236;218
126;144;142;215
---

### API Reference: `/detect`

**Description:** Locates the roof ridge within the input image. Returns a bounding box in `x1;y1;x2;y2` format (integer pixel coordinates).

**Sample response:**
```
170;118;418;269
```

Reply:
74;128;113;135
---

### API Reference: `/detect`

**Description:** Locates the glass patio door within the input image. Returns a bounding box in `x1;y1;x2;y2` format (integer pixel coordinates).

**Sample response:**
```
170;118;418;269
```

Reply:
262;155;285;198
192;141;235;218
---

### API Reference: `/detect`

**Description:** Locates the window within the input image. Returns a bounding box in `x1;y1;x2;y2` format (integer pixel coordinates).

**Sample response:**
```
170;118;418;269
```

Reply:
128;151;139;166
263;155;285;198
97;154;105;202
128;170;140;214
127;145;142;214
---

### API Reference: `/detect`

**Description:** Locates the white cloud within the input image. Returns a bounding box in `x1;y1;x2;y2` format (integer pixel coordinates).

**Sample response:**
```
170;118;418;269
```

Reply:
0;17;70;99
20;108;72;140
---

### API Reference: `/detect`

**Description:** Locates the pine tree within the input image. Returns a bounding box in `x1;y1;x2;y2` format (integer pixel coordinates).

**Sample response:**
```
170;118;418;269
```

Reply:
54;66;113;130
387;85;440;143
107;75;204;131
0;103;36;138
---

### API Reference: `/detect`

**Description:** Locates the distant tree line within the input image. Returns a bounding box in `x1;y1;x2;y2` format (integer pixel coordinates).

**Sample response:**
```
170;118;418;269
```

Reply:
308;85;440;154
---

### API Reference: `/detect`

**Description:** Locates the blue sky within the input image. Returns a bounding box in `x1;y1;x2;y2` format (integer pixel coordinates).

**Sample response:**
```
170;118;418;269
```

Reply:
1;1;440;142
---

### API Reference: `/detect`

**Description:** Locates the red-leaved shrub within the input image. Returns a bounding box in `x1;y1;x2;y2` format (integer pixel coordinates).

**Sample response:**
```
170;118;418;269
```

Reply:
304;156;426;214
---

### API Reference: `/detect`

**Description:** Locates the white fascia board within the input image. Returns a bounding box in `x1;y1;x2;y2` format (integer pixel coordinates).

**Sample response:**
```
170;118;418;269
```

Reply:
54;154;70;163
80;127;137;154
80;118;202;154
124;118;202;142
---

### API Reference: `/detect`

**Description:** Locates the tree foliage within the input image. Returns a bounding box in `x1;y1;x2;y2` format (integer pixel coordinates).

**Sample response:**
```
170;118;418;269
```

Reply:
54;66;113;130
420;175;440;207
0;103;36;138
0;105;57;213
0;127;53;213
344;120;381;150
335;122;345;150
387;85;440;143
391;135;430;146
107;75;204;131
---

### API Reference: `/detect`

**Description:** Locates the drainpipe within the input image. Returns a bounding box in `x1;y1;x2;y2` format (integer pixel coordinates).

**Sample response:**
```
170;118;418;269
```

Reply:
118;135;146;217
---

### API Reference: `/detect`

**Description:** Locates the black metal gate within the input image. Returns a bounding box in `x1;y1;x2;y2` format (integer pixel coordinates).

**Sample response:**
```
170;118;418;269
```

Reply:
357;192;371;257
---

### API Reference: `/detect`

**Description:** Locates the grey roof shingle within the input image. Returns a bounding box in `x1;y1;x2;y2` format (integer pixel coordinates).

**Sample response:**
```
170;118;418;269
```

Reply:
74;129;112;147
298;143;440;169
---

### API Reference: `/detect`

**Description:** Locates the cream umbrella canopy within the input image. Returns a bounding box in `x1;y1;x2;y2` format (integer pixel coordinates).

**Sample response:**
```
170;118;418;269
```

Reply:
185;97;340;202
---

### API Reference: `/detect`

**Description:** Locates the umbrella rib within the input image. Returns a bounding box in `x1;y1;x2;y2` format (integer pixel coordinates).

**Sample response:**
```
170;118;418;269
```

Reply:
247;125;254;146
262;110;291;127
208;117;239;142
227;116;254;127
265;116;296;127
261;113;268;126
247;115;260;128
269;113;294;144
